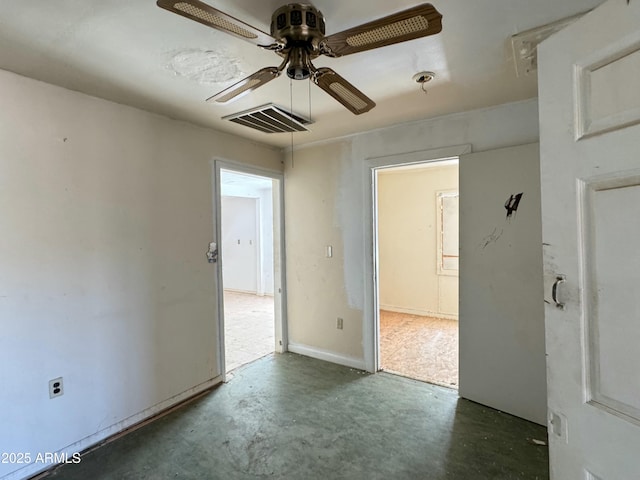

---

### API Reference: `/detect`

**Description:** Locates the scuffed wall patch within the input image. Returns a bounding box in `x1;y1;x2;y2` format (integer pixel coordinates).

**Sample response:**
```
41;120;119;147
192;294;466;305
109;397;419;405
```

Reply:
337;140;365;310
478;227;504;249
166;48;244;85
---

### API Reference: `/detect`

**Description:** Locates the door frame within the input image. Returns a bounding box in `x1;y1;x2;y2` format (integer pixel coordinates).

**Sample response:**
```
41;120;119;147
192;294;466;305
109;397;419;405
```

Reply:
211;158;287;380
362;144;471;373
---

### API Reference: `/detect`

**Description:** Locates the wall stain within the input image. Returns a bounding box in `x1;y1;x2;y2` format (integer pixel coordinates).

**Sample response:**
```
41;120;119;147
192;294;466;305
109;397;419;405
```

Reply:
479;228;504;249
505;193;524;219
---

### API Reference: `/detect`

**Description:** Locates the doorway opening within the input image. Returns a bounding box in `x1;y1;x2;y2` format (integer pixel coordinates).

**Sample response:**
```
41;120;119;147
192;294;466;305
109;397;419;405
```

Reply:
215;165;286;376
374;159;459;388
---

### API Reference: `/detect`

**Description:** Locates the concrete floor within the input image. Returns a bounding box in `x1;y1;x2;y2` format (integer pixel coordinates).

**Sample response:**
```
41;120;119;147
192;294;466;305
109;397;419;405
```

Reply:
49;353;549;480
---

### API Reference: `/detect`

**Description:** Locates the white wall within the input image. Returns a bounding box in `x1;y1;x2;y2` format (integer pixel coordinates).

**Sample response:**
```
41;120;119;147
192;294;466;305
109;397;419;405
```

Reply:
285;140;365;365
377;164;458;318
221;196;258;293
258;186;275;296
0;69;282;480
285;98;539;371
220;181;274;296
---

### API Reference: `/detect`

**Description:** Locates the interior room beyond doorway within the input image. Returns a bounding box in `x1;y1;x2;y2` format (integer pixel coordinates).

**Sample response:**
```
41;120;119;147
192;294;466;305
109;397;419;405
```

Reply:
220;169;276;373
376;159;459;388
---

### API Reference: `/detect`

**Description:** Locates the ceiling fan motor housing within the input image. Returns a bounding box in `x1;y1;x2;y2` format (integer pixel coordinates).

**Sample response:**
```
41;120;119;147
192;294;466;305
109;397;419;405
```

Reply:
271;4;326;42
271;4;326;80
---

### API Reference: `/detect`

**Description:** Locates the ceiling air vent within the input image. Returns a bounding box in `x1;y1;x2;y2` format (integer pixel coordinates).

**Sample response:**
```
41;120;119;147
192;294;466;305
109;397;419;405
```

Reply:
223;104;312;134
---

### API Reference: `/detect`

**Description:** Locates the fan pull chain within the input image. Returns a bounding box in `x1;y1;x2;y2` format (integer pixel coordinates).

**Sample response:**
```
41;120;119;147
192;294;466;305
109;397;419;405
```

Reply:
308;76;312;121
289;77;294;169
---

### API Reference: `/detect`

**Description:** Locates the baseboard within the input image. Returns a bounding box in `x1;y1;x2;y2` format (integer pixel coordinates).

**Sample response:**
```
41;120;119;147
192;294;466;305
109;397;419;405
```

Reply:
223;288;257;295
223;288;274;297
4;376;222;480
379;304;458;321
288;343;366;370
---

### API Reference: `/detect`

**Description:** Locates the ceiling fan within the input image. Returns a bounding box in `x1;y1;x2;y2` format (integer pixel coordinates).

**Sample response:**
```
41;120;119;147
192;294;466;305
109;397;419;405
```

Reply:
157;1;443;115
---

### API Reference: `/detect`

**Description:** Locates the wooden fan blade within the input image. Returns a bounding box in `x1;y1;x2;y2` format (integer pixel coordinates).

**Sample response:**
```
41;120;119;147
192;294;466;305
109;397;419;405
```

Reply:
157;0;278;47
320;3;442;57
313;68;375;115
207;67;281;104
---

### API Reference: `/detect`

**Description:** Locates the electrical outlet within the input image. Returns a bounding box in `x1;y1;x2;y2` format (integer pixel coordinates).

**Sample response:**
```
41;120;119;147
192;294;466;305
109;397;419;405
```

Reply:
49;377;64;399
337;317;343;330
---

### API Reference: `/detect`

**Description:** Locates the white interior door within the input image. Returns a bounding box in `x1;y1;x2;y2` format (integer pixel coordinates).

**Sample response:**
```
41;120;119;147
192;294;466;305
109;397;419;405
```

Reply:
538;0;640;477
459;143;547;425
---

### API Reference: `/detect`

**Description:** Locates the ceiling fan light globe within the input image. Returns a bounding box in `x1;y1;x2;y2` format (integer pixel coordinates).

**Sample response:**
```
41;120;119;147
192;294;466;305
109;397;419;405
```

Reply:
286;47;313;80
287;66;310;80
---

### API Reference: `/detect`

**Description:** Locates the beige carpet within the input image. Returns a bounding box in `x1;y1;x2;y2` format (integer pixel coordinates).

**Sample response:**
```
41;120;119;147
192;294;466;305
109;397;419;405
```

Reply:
380;310;459;389
223;291;275;373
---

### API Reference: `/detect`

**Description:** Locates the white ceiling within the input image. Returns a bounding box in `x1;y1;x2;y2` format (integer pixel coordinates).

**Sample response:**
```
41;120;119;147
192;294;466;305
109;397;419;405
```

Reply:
0;0;603;148
221;169;273;189
220;170;273;197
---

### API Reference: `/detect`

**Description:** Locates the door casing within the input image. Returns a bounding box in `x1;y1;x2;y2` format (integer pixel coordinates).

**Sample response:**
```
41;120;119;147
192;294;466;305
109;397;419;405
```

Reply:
211;158;287;381
363;144;471;373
